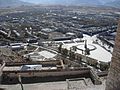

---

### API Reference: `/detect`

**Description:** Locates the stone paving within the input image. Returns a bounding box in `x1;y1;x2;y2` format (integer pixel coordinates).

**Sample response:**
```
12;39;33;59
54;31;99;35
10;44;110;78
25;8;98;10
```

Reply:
0;78;106;90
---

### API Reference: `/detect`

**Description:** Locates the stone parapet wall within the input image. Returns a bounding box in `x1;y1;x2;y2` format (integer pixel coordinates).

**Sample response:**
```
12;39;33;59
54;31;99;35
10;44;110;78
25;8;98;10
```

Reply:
106;21;120;90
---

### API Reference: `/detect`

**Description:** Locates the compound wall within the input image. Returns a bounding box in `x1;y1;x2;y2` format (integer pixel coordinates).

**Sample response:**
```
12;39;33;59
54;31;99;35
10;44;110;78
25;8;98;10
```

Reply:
106;21;120;90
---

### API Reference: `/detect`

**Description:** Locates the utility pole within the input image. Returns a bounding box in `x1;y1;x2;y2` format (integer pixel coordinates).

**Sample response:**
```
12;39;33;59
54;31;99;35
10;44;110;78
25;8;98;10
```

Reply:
18;75;24;90
0;61;5;84
66;79;70;90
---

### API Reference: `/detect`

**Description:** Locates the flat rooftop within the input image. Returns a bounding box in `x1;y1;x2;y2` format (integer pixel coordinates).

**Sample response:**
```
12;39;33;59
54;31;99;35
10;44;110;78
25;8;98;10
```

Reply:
25;50;57;61
3;66;57;71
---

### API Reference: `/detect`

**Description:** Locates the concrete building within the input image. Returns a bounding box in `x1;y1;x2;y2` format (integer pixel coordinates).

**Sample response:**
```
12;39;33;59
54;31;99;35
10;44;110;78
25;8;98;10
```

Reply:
106;21;120;90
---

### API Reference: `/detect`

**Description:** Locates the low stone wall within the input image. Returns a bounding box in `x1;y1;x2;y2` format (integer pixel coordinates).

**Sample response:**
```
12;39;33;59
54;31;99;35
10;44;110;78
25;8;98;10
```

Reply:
90;69;102;85
5;60;61;67
2;68;90;84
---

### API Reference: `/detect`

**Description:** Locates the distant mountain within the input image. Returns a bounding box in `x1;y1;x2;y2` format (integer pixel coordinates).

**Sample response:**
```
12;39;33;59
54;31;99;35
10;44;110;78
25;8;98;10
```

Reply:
22;0;102;6
1;0;119;8
0;0;32;7
100;0;115;4
105;0;120;8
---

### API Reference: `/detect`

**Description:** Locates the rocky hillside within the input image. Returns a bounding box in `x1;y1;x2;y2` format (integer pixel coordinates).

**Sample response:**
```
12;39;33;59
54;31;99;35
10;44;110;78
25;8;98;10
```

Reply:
0;48;23;62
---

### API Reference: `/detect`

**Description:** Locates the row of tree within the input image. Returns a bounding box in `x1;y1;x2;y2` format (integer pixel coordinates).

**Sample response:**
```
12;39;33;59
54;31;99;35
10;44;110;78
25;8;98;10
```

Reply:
58;44;110;71
58;44;82;63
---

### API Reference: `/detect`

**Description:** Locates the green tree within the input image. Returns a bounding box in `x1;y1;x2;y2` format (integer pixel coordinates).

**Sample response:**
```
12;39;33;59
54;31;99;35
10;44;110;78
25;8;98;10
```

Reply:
99;62;110;71
69;49;75;60
62;48;68;58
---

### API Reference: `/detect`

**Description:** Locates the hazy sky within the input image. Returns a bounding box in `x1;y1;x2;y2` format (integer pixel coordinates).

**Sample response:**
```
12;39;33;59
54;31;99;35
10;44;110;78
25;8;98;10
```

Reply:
21;0;116;4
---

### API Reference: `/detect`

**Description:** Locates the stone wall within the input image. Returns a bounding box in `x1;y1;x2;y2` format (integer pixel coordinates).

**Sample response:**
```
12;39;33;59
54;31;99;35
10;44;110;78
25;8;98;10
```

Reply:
106;21;120;90
2;68;90;84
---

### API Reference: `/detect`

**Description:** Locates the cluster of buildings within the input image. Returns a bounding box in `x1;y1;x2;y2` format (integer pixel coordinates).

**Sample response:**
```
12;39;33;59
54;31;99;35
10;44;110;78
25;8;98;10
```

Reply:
0;5;120;90
0;6;119;46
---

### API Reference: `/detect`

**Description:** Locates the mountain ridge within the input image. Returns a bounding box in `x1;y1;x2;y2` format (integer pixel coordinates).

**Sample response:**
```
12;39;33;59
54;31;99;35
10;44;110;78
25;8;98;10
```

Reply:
0;0;32;7
105;0;120;8
21;0;102;6
0;0;120;8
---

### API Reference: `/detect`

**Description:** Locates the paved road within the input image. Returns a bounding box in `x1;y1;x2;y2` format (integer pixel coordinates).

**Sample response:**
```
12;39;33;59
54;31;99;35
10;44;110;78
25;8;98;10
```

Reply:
1;80;106;90
1;77;106;90
1;81;67;90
